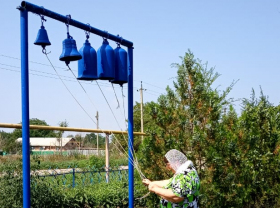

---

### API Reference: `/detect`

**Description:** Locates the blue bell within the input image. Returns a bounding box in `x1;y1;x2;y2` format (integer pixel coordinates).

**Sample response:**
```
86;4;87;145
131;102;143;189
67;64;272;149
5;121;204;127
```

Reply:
110;46;127;86
34;26;51;49
77;39;98;80
97;39;115;80
59;34;82;65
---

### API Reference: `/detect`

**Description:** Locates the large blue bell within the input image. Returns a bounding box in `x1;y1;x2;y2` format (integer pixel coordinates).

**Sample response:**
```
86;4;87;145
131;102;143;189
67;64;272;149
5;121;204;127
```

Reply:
59;34;82;65
34;26;51;49
77;39;98;80
110;46;127;86
97;39;115;80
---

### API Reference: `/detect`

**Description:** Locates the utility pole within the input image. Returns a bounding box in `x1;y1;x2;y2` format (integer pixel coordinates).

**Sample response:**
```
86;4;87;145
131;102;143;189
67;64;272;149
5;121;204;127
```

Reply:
137;81;146;142
96;111;99;156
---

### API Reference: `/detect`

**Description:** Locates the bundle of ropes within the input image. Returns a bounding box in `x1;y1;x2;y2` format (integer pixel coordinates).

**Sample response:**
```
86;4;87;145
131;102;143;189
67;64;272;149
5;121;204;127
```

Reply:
45;53;147;181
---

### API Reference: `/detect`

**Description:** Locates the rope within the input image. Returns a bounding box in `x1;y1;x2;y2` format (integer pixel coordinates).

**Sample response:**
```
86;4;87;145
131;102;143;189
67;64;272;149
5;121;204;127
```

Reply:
66;65;98;110
44;54;146;180
135;192;150;200
111;83;120;109
65;66;143;177
45;53;96;125
121;86;128;128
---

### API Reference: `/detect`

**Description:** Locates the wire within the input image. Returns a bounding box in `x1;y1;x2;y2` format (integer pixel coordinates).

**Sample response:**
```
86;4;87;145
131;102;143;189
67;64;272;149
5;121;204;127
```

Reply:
134;79;165;90
0;54;69;71
0;60;163;95
95;81;123;131
66;64;98;110
43;56;144;177
0;66;115;88
0;54;166;93
95;81;145;178
44;53;97;125
1;54;149;179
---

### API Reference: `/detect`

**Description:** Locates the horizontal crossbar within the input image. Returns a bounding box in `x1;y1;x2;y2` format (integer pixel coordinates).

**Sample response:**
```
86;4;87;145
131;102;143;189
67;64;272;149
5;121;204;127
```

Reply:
19;1;133;47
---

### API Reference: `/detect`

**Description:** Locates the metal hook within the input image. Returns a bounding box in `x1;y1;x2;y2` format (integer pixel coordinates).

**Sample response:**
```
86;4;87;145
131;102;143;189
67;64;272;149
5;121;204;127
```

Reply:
38;14;46;26
42;48;51;55
115;35;120;47
65;14;71;34
39;7;47;26
85;23;90;39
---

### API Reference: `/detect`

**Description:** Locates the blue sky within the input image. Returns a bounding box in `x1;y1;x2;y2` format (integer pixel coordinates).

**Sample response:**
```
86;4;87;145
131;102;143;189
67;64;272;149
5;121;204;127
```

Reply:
1;1;280;134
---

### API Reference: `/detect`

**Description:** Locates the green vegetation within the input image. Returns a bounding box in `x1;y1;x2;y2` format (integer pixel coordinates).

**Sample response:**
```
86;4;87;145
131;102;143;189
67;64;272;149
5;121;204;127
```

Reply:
0;164;146;208
136;51;280;207
1;50;280;207
0;118;107;154
0;153;128;172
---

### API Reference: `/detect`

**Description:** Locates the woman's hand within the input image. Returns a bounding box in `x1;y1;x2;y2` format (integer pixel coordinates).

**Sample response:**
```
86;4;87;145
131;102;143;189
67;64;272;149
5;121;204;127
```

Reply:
142;179;152;186
148;183;157;192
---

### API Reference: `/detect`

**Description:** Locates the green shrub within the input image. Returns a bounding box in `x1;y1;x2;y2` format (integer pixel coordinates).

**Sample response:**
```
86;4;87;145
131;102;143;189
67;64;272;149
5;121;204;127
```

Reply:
0;170;149;208
89;155;105;169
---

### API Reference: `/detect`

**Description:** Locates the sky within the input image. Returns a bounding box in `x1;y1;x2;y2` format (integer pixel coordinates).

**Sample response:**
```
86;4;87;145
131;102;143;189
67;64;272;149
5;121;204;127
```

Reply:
1;1;280;135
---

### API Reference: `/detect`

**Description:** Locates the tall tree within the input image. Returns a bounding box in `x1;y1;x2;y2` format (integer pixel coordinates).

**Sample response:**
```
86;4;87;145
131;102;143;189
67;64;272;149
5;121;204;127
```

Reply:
139;51;235;181
12;118;57;138
1;118;57;153
56;120;68;153
84;133;105;148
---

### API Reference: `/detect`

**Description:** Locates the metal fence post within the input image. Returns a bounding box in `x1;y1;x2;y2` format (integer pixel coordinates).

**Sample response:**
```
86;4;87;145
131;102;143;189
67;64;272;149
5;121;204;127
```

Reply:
105;134;109;183
72;168;75;188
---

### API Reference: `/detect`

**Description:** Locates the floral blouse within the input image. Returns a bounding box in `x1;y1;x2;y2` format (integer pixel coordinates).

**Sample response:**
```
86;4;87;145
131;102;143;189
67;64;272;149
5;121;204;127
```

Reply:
160;163;200;208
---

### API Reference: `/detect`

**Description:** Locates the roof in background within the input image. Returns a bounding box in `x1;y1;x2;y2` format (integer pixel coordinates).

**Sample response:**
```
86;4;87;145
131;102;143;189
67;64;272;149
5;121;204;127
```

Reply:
16;138;75;147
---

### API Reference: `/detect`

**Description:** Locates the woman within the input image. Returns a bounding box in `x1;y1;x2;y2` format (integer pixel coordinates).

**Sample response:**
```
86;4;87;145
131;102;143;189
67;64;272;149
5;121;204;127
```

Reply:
142;149;200;208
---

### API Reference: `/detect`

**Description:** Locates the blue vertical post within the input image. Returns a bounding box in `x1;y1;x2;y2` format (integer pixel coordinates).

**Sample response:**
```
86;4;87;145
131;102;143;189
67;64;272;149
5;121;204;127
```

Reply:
20;8;30;208
72;168;75;187
127;47;134;208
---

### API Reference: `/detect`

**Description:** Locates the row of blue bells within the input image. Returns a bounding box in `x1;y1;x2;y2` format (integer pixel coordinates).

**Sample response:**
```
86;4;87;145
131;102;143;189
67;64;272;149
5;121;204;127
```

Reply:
34;25;128;85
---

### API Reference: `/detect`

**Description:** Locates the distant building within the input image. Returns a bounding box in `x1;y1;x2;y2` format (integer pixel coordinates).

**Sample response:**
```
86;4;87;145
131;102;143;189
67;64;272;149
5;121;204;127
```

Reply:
16;137;78;151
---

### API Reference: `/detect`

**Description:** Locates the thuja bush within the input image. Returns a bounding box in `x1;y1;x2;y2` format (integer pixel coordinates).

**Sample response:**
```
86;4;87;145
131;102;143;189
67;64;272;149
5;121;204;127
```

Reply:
138;51;280;207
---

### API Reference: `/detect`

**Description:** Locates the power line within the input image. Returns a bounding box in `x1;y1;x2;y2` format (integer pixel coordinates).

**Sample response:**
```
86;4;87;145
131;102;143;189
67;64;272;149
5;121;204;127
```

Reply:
1;54;166;92
134;79;166;90
0;65;164;95
0;54;165;95
0;54;69;71
0;66;112;88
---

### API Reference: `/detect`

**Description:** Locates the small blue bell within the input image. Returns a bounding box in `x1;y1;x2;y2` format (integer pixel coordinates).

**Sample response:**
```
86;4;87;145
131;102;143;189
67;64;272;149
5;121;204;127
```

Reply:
34;26;51;49
59;34;82;65
77;39;98;80
97;39;115;80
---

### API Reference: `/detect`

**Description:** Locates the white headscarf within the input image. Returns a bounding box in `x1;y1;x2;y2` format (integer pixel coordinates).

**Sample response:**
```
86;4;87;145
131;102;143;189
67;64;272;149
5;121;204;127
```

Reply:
164;149;188;172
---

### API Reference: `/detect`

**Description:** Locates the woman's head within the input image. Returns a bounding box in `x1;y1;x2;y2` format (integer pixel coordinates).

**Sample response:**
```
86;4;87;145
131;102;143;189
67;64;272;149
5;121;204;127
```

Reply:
164;149;188;172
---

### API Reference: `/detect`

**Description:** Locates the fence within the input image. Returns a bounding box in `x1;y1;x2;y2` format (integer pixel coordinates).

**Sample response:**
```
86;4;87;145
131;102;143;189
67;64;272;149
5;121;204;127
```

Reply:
32;167;128;188
30;150;105;156
64;150;105;156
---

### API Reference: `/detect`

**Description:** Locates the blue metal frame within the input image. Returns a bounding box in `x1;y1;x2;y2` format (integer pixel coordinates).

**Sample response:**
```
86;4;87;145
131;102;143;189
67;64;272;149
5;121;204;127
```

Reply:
20;8;31;208
127;47;134;206
18;1;134;208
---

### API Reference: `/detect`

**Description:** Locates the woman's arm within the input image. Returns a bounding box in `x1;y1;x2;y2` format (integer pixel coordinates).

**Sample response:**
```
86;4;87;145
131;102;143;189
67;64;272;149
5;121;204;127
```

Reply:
142;179;170;188
148;183;184;203
150;179;170;188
